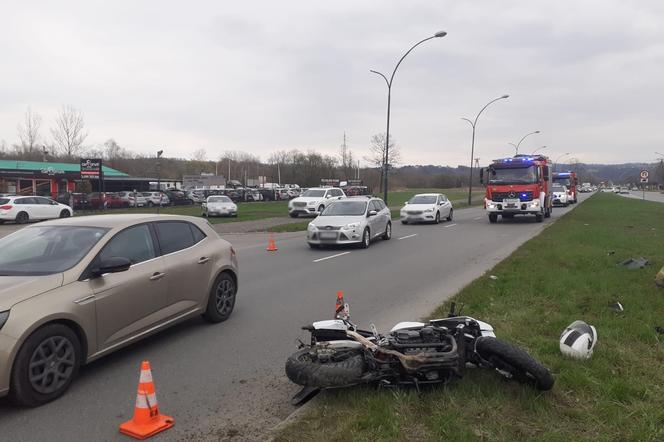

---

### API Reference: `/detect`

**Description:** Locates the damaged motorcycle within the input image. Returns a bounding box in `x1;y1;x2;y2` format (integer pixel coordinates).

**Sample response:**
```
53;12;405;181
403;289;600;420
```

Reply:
285;294;554;404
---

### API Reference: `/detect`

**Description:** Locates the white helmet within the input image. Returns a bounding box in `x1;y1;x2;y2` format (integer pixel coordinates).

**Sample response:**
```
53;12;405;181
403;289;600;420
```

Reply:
560;320;597;359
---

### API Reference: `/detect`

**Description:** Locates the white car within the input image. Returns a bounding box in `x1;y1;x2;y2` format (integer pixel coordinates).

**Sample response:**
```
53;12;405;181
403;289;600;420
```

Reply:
400;193;453;224
552;184;569;206
141;192;170;207
0;195;73;224
288;187;346;218
202;195;237;217
307;197;391;248
116;191;147;207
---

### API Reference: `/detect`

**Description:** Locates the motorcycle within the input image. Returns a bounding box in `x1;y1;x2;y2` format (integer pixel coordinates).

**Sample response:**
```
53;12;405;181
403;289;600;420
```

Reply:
285;294;554;404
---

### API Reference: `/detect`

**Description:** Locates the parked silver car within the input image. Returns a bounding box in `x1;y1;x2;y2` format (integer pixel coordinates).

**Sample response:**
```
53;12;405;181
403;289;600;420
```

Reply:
141;192;170;207
307;197;391;249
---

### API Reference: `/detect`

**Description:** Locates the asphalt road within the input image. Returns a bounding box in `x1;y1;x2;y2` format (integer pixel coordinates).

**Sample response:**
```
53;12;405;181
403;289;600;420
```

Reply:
0;196;589;441
617;190;664;204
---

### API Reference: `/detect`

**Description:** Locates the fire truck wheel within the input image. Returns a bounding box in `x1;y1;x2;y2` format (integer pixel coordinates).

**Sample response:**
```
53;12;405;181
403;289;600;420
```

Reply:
488;213;498;223
535;212;544;223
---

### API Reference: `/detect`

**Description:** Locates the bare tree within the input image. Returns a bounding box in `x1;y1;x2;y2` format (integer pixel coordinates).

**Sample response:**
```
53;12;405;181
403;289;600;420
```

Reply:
364;133;400;168
51;106;88;157
192;148;207;161
17;107;42;153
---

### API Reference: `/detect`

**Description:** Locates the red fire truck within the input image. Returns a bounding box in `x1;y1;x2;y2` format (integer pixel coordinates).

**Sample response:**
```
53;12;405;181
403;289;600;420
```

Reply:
552;171;578;204
480;154;553;223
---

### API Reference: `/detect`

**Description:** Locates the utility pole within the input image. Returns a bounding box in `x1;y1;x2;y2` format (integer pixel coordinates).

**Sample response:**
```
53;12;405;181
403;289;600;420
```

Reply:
156;150;163;214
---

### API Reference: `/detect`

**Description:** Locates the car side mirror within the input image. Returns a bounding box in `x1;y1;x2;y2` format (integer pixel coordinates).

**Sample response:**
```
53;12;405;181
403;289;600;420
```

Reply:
367;210;377;217
91;257;132;277
325;194;331;198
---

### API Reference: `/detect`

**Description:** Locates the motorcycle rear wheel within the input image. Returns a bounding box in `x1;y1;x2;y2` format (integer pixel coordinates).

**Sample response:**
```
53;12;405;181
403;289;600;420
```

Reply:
476;337;554;391
285;348;365;388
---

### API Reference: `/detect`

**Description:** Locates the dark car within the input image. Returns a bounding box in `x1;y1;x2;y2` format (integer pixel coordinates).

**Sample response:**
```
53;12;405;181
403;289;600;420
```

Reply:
258;188;277;201
165;190;194;206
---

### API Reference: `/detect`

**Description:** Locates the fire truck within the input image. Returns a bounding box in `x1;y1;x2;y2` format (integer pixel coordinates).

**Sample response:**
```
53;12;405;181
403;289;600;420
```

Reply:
552;171;578;204
480;154;553;223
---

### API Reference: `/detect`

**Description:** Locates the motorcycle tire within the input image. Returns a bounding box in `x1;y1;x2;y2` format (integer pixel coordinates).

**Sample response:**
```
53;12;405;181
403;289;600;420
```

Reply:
476;337;554;391
285;348;365;388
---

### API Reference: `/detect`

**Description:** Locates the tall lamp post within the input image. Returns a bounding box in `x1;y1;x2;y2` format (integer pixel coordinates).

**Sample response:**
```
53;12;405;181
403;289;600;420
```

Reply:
156;150;163;214
461;95;509;205
370;30;447;204
510;130;541;155
531;145;547;155
553;152;570;172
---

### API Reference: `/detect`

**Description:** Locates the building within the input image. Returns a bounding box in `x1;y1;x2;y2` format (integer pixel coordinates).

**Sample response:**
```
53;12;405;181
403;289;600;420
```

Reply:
0;159;128;197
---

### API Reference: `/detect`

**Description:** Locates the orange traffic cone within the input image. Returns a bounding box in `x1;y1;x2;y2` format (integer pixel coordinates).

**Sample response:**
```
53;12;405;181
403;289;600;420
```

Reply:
119;361;174;440
335;291;345;317
266;233;278;252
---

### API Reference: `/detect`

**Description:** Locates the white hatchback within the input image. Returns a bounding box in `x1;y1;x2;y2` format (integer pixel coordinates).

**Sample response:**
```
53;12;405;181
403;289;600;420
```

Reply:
400;193;453;224
0;196;73;224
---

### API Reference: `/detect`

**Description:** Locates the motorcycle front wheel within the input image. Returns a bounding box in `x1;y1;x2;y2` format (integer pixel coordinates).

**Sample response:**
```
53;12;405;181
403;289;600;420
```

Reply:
476;337;555;391
285;347;366;389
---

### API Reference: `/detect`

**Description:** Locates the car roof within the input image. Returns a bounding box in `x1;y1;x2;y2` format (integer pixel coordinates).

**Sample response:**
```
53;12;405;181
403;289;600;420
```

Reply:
37;214;206;229
412;193;441;197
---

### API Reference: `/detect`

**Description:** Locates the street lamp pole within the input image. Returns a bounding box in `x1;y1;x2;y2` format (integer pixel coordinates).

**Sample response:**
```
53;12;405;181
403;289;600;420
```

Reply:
553;152;570;172
461;95;510;206
512;130;541;155
531;145;547;155
370;30;447;204
156;149;163;214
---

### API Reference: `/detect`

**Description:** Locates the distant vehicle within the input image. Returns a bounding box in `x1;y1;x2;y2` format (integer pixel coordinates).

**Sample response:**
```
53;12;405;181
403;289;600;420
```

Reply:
275;188;291;201
0;196;73;224
257;188;277;201
307;197;391;249
400;193;453;224
56;192;90;210
88;192;124;210
0;214;238;406
245;188;262;202
288;187;346;218
187;191;206;204
600;187;613;193
165;190;194;206
552;184;569;207
552;172;578;203
116;191;147;208
481;154;553;223
141;191;170;207
618;187;630;194
631;186;638;191
202;195;237;217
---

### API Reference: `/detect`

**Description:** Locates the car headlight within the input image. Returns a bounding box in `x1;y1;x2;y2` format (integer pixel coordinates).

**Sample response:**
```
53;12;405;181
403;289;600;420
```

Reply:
308;223;317;231
424;208;434;213
530;200;540;207
344;222;361;229
308;201;317;205
0;310;9;330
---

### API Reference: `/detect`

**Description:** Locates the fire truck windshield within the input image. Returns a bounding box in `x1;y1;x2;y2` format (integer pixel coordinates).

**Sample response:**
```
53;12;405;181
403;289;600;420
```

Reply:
554;177;572;186
489;165;538;184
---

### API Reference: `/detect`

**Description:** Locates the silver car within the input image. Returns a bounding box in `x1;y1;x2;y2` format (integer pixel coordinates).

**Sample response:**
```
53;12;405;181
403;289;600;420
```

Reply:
307;197;391;249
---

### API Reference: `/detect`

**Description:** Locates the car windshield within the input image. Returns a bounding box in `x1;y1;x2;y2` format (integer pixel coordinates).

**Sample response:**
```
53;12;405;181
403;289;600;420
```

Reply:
321;201;367;216
302;189;325;197
554;177;572;186
489;165;538;184
0;226;109;276
209;196;231;203
409;195;437;204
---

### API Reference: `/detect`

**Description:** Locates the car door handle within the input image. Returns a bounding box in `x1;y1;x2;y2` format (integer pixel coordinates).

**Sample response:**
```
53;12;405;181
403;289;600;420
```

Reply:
149;272;166;281
197;257;211;264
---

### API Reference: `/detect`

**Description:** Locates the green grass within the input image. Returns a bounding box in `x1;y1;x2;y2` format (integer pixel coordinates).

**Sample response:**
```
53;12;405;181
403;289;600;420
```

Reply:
75;201;288;224
275;193;664;442
268;221;311;232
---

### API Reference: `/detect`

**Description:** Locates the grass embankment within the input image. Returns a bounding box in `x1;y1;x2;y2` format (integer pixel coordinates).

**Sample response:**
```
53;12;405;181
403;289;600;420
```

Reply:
275;193;664;442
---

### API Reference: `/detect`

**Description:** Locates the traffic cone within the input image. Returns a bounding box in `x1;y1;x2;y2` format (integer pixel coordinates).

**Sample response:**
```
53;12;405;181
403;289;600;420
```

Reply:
119;361;174;440
335;291;345;318
266;233;278;252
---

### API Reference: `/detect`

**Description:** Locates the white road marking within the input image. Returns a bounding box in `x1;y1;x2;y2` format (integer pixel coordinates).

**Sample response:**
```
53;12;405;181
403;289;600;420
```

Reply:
473;216;483;220
444;223;458;228
397;234;418;240
313;251;351;263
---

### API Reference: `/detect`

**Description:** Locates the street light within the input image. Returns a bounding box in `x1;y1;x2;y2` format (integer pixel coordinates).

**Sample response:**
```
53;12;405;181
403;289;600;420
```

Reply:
370;30;447;204
553;152;570;172
461;94;510;205
156;150;164;214
531;145;547;155
511;130;541;155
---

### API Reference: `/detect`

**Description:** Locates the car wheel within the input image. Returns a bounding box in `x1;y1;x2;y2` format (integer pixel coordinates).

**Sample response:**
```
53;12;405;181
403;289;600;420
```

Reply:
15;211;29;224
434;212;440;224
318;205;325;214
488;213;498;223
59;210;70;218
203;272;237;323
147;201;154;207
308;243;319;249
447;208;453;221
359;228;370;249
401;220;407;225
382;222;392;240
290;213;299;218
10;323;82;407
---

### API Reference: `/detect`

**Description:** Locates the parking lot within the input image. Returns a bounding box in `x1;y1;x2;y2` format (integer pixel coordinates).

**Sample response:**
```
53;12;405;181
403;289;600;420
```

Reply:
0;196;588;441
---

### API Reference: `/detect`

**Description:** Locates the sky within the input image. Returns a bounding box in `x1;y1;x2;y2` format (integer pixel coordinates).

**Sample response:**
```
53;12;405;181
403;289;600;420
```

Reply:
1;0;663;167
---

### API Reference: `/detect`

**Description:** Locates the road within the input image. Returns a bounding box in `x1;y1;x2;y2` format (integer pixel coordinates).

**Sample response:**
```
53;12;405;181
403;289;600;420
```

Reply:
617;190;664;204
0;196;588;441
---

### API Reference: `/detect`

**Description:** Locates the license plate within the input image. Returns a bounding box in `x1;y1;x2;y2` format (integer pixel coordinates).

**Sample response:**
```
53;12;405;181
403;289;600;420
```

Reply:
319;232;337;239
504;198;520;205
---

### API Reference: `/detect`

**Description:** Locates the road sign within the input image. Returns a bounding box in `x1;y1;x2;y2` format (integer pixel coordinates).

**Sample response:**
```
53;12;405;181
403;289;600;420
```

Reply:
640;169;649;183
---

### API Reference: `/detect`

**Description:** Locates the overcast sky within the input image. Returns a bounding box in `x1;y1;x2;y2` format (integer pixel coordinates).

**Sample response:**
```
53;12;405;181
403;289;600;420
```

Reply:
1;0;663;166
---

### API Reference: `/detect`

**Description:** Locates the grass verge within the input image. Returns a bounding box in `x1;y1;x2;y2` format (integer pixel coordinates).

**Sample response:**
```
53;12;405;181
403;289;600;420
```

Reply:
275;193;664;442
268;221;312;232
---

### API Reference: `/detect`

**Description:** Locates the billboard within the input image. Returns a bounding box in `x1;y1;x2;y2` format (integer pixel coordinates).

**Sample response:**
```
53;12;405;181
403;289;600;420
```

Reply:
80;158;102;180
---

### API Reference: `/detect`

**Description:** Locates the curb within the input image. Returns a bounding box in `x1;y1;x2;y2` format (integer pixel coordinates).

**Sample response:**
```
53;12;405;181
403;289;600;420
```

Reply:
266;392;323;441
